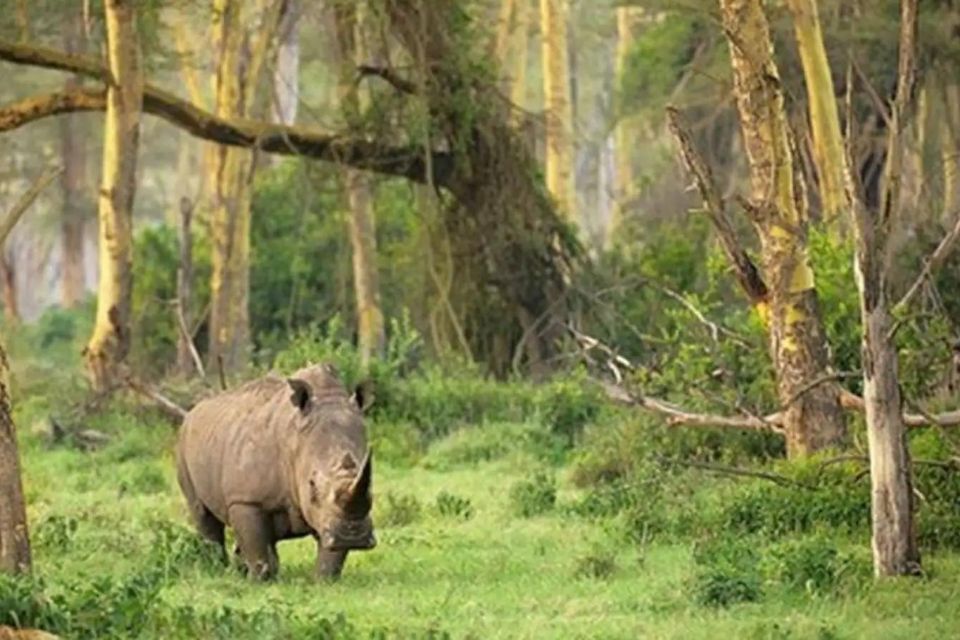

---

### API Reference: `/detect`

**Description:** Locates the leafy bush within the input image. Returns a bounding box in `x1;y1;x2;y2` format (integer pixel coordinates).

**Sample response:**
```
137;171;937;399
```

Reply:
761;536;871;596
421;421;565;470
376;492;423;528
509;471;557;518
434;491;474;521
690;534;763;608
367;420;425;468
573;547;618;580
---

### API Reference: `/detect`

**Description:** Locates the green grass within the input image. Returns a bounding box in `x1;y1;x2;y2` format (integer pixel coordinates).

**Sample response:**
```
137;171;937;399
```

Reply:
10;405;960;639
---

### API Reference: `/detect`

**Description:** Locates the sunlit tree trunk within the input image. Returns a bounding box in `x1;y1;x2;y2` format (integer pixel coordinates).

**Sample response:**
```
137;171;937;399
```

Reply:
0;343;29;574
719;0;846;457
846;0;921;577
540;0;576;223
509;0;530;118
84;0;142;392
60;16;88;308
942;82;960;223
334;2;386;367
786;0;847;234
612;5;639;239
272;0;299;126
208;0;279;372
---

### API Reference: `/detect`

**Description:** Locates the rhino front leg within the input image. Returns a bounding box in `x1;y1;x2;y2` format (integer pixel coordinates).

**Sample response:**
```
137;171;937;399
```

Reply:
315;543;348;581
229;504;279;581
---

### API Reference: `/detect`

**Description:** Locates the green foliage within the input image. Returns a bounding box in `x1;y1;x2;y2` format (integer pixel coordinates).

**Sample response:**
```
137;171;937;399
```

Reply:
33;514;79;550
761;536;871;596
434;491;474;521
376;491;423;528
690;535;763;608
573;546;618;581
509;471;557;518
420;421;565;470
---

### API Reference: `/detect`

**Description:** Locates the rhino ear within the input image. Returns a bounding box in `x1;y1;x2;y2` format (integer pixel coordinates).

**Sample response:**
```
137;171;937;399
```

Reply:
287;378;311;412
350;379;374;413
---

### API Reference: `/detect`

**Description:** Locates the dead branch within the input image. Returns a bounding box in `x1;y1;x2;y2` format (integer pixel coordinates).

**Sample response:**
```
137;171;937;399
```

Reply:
894;210;960;313
666;105;769;306
357;65;418;94
0;40;453;186
0;166;62;245
216;355;227;391
658;286;751;347
782;370;860;408
125;378;187;422
174;300;205;379
655;455;814;489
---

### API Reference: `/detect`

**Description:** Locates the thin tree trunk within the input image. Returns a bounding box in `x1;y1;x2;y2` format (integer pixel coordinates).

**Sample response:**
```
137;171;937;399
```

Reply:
612;6;638;238
272;0;299;126
508;0;530;119
176;197;194;376
60;18;87;309
334;2;386;367
84;0;142;392
787;0;848;234
846;0;921;577
540;0;576;223
0;342;29;574
719;0;846;457
208;0;279;373
0;255;18;327
943;82;960;223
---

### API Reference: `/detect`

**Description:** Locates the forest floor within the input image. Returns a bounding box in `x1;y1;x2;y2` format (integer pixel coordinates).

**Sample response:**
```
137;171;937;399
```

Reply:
13;398;960;640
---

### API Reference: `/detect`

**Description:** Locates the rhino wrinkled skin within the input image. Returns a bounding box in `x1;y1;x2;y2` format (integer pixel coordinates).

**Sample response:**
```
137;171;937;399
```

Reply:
175;363;376;580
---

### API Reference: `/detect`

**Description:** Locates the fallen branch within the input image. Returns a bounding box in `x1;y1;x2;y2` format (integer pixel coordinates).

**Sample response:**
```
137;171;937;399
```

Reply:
658;286;751;347
357;64;418;94
782;370;860;408
125;378;187;422
599;380;783;434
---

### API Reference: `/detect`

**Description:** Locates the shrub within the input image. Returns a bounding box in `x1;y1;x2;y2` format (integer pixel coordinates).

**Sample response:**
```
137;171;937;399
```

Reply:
573;547;618;580
434;491;474;521
421;421;565;470
368;420;425;468
761;536;871;596
33;514;79;550
690;534;763;607
509;472;557;518
377;492;423;528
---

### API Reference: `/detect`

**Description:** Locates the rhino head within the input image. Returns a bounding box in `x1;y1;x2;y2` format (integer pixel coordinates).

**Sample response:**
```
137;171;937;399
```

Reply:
287;376;376;552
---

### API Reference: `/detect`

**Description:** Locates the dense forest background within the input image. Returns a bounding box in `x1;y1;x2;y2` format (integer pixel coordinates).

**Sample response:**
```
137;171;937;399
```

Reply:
2;0;960;637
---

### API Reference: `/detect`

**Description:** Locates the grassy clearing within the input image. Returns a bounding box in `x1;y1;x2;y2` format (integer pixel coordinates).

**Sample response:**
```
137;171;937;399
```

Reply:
7;397;960;639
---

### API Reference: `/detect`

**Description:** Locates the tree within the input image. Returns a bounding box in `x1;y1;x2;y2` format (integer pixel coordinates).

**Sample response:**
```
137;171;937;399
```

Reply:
717;0;846;456
84;0;142;392
60;12;89;309
334;1;386;368
846;0;922;577
0;167;59;575
540;0;576;223
786;0;848;234
208;0;281;373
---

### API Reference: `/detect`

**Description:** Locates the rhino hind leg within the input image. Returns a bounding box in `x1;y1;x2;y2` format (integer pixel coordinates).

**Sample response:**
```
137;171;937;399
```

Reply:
229;504;280;581
315;547;348;581
177;458;226;559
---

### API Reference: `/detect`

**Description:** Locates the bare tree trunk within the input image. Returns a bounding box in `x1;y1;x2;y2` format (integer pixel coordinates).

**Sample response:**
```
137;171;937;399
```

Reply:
540;0;576;223
84;0;142;392
787;0;848;234
612;6;639;239
0;255;18;327
207;0;279;373
0;342;29;574
846;0;921;577
176;197;195;376
719;0;846;457
942;82;960;224
60;17;88;309
334;2;386;367
272;0;299;126
508;0;530;117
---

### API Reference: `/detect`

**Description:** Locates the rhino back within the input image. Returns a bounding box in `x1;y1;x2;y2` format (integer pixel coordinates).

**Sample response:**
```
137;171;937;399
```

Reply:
177;374;294;520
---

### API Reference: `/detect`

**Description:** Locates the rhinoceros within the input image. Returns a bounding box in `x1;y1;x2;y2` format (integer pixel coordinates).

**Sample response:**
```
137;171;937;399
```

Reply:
175;363;375;580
